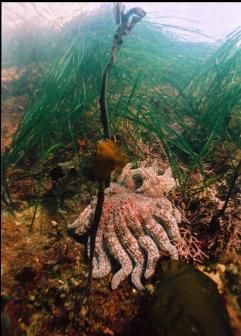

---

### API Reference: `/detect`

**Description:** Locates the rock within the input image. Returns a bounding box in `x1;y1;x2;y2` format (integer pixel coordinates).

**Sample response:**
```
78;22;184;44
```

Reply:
197;264;225;293
145;260;234;336
237;296;241;309
226;264;238;275
15;267;36;284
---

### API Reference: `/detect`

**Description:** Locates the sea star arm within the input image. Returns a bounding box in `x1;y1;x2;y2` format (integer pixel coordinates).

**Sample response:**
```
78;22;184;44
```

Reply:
68;202;94;235
124;203;160;280
114;209;145;290
138;235;160;279
92;223;112;279
104;210;133;290
145;217;179;260
155;199;181;242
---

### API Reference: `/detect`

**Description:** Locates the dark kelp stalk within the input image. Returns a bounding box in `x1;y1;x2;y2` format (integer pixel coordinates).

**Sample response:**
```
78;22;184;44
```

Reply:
87;2;146;299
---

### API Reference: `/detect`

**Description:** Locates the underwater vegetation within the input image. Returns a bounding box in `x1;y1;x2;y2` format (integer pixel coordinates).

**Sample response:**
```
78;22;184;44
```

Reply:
2;5;240;188
1;3;241;336
93;139;129;181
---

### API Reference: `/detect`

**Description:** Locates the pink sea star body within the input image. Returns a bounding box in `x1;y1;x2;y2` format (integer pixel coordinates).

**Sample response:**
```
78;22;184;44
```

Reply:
69;161;182;290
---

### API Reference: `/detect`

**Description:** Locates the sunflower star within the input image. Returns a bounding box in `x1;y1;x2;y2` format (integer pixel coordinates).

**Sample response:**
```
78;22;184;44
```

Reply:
68;161;182;290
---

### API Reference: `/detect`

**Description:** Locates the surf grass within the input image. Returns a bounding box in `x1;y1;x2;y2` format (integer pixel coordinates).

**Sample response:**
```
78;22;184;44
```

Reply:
2;6;241;191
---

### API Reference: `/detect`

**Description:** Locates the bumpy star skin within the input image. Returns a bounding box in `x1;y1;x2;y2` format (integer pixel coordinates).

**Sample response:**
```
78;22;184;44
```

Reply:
69;162;181;290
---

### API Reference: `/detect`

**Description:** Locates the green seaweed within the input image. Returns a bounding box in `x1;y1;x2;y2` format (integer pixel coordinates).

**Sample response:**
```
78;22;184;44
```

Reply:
2;6;241;197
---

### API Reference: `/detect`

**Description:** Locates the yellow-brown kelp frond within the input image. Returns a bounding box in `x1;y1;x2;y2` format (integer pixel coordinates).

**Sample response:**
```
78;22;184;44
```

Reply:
93;139;129;181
